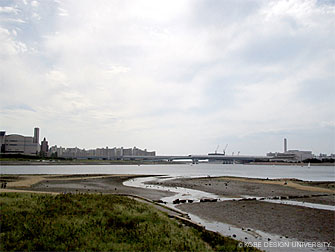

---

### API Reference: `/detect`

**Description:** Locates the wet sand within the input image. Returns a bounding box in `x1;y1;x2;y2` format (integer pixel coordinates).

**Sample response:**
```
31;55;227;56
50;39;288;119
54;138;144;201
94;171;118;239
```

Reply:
177;200;334;245
0;174;175;201
2;174;334;246
152;176;335;205
153;176;334;245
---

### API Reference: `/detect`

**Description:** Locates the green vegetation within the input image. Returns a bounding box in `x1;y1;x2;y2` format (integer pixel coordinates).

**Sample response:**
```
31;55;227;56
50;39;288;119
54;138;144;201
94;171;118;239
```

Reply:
0;193;258;251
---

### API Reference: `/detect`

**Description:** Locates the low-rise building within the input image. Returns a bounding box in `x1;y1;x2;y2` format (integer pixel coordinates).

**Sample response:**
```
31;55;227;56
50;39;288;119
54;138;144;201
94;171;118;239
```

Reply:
0;128;40;156
267;138;314;162
49;145;156;160
285;150;313;162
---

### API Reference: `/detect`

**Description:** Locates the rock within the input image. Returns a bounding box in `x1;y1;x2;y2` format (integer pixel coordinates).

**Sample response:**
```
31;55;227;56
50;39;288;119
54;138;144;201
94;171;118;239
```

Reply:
173;199;180;204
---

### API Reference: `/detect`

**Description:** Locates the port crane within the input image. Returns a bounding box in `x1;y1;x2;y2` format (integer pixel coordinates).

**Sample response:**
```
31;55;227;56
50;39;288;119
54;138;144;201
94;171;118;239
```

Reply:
215;145;220;154
223;144;228;155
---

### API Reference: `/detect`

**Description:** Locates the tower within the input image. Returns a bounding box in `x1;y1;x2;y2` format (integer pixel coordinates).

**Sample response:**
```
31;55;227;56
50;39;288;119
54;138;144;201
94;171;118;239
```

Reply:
284;138;287;153
0;131;5;153
41;137;49;156
33;127;39;144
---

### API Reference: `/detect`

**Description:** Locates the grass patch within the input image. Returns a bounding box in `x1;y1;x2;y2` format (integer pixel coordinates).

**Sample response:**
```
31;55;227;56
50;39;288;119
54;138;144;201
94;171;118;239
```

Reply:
0;193;259;251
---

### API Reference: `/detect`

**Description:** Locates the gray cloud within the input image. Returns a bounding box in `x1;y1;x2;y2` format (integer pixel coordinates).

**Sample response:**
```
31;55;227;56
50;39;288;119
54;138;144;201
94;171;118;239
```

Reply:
0;0;334;154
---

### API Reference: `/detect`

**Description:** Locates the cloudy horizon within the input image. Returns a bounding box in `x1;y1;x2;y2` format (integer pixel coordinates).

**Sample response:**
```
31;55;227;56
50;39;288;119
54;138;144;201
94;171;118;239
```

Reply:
1;0;334;155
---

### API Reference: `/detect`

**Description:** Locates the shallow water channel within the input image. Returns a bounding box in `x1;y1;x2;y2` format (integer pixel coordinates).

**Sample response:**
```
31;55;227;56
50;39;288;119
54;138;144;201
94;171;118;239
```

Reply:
124;176;334;252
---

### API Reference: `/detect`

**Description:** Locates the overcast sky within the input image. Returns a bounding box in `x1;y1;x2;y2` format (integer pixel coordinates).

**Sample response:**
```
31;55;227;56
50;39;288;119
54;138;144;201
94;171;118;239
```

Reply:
0;0;334;155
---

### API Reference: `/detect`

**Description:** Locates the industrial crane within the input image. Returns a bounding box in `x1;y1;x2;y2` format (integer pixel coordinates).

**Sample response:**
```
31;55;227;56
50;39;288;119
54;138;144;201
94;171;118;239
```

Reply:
223;144;228;155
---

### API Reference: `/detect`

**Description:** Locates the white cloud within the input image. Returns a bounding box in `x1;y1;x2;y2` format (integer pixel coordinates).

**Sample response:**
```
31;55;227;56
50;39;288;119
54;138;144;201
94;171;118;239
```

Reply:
105;65;130;75
58;7;68;16
32;12;41;20
0;0;334;154
0;27;27;55
1;18;26;23
0;6;20;14
31;1;39;7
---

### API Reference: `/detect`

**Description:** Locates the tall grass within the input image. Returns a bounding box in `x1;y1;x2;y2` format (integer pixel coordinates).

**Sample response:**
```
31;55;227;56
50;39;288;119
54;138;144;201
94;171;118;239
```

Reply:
0;193;258;251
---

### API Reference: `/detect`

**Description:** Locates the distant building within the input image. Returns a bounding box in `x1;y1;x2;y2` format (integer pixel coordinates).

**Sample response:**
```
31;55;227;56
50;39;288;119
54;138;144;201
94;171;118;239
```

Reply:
266;152;297;162
285;150;313;162
33;127;39;144
0;131;5;153
1;128;40;155
49;145;65;157
40;137;49;156
267;138;313;162
284;138;287;153
49;145;156;160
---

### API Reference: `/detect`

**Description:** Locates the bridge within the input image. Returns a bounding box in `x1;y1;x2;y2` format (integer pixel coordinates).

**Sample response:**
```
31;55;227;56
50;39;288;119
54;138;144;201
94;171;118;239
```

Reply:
122;154;270;164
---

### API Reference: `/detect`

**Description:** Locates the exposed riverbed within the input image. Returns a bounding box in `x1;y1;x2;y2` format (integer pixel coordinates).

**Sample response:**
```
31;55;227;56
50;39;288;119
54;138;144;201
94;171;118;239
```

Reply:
124;175;335;252
2;163;334;251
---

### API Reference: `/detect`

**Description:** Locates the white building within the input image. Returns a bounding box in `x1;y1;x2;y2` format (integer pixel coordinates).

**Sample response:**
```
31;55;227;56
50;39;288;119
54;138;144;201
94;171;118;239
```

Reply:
285;150;313;162
267;138;314;162
4;134;40;155
1;128;40;156
49;145;156;160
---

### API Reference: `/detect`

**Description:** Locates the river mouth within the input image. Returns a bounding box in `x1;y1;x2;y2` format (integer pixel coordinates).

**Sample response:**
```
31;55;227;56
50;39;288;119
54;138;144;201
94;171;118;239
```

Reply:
124;176;334;252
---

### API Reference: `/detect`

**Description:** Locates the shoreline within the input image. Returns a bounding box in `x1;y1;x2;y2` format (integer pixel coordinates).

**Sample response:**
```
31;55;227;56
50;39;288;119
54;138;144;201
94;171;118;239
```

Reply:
0;160;182;166
1;174;334;248
1;160;334;166
248;161;335;166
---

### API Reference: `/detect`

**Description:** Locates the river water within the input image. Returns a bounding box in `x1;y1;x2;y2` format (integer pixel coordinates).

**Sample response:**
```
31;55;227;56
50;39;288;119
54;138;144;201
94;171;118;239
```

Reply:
1;163;334;181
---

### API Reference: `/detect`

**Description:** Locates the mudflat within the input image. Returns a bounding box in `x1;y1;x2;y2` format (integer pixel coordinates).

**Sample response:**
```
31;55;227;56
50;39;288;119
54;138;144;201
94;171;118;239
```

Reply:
2;174;334;246
153;176;334;245
151;176;335;205
0;174;175;201
178;200;334;245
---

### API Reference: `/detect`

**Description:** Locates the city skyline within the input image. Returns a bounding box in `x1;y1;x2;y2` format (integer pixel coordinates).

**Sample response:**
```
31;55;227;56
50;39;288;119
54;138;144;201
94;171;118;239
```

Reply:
1;127;333;157
1;0;334;155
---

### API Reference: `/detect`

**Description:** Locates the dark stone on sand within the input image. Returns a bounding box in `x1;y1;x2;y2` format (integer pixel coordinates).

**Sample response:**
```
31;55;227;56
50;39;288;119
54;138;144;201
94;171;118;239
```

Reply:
173;199;180;204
